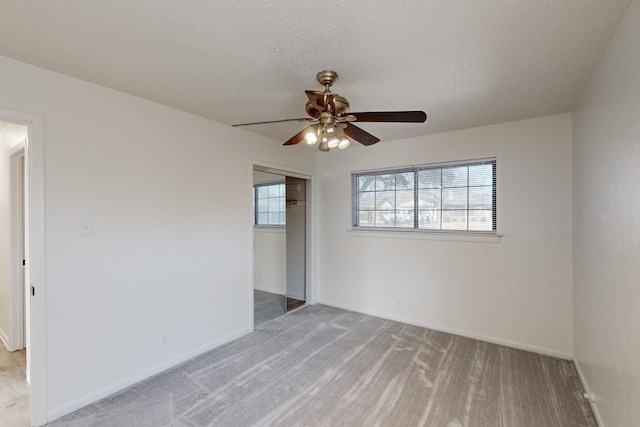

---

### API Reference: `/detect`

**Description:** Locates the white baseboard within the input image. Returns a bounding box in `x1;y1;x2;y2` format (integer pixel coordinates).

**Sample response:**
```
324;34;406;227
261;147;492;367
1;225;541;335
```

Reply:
47;327;253;423
574;359;604;427
317;299;572;360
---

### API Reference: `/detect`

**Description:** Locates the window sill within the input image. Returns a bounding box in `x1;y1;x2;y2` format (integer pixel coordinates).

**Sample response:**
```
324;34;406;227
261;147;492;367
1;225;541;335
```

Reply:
348;228;502;244
253;225;286;232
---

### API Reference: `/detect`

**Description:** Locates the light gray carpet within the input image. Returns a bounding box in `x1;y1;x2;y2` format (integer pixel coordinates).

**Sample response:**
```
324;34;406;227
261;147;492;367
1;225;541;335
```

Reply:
0;346;30;426
254;290;286;328
47;305;596;426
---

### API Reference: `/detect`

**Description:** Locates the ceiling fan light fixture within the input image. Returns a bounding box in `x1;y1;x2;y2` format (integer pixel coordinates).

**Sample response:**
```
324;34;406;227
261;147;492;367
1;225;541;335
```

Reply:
327;135;340;149
319;140;330;152
304;127;318;145
331;125;348;149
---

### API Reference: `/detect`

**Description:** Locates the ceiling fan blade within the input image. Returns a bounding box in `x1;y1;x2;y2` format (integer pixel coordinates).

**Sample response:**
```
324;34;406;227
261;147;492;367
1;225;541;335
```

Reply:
283;126;313;146
344;123;381;146
338;114;357;122
232;117;315;127
350;111;427;123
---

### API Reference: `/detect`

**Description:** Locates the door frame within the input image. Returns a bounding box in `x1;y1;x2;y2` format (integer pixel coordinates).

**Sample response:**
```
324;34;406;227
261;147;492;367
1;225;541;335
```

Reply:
250;161;314;328
1;108;47;426
8;143;25;352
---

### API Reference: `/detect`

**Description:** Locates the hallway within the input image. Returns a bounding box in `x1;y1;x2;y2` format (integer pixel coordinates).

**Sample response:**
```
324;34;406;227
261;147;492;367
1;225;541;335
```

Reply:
0;344;29;426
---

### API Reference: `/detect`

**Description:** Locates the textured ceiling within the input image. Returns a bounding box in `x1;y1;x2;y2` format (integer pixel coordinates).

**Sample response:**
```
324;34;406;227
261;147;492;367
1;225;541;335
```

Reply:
0;1;632;145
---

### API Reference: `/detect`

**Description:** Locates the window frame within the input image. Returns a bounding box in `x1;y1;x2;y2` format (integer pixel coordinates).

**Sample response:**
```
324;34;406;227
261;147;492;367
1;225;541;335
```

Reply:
253;181;286;227
352;158;497;234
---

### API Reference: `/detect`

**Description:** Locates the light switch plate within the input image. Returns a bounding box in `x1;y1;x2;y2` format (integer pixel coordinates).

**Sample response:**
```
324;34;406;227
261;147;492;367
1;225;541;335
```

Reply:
80;219;93;236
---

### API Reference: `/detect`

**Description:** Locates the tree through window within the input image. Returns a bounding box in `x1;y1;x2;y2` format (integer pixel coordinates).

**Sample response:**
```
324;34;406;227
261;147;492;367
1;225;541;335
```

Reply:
353;159;496;232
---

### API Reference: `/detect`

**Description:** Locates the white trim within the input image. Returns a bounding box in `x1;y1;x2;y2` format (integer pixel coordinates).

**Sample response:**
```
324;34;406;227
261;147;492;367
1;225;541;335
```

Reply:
316;299;572;360
253;226;286;234
348;228;501;244
252;161;312;180
352;156;498;175
0;108;47;426
9;145;26;352
574;359;604;427
47;327;253;422
254;179;286;185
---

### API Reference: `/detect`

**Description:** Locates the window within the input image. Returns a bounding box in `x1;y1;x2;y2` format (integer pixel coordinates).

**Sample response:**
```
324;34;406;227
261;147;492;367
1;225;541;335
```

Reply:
253;182;286;225
353;159;496;232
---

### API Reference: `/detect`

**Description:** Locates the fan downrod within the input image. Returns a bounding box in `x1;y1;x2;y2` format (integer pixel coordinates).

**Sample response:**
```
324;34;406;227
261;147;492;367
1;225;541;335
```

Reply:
317;70;338;88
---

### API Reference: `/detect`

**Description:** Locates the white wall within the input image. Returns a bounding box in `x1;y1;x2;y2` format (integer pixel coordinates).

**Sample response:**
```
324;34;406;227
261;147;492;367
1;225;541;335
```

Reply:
0;122;28;349
0;54;315;422
572;1;640;425
253;228;286;295
253;171;286;295
253;170;285;185
317;113;573;357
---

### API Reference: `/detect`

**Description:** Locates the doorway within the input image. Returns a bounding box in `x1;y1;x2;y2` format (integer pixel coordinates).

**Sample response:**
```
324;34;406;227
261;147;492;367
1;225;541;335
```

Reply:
0;120;30;424
252;165;310;327
1;122;28;353
0;109;46;426
12;150;27;353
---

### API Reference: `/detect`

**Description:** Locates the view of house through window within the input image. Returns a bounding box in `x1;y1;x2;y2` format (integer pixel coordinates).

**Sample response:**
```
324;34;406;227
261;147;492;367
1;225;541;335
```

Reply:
253;182;286;225
353;159;496;232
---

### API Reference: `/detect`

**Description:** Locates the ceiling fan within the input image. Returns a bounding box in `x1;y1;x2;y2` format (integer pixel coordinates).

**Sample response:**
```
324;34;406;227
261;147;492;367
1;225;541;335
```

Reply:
232;70;427;152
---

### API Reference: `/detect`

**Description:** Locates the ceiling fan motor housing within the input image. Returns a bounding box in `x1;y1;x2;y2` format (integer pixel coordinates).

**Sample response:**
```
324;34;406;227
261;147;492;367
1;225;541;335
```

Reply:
304;70;350;118
305;95;350;118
